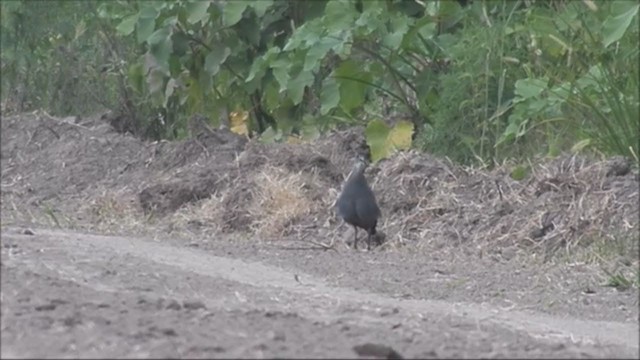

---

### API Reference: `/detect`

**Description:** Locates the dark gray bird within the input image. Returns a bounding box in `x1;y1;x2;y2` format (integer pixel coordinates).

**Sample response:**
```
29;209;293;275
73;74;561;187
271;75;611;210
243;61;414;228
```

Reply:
336;155;381;250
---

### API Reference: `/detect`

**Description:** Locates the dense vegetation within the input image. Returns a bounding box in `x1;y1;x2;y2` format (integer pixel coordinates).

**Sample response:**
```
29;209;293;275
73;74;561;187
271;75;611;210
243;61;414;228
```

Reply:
1;0;638;165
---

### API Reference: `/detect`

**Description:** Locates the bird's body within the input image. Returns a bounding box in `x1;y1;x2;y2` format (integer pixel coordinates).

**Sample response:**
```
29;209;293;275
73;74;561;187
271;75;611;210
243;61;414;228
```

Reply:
336;157;381;250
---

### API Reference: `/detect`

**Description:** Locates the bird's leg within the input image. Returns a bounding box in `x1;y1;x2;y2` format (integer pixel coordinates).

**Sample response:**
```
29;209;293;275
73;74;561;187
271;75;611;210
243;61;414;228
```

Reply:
353;226;359;250
366;231;371;251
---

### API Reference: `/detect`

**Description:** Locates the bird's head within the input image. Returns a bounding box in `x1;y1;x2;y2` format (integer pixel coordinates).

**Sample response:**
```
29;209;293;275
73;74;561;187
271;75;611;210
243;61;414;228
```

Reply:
352;153;370;174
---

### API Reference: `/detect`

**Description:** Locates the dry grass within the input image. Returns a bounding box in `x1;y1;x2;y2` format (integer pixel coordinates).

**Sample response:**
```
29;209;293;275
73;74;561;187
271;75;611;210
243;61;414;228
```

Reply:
367;151;638;265
247;166;316;239
78;187;147;233
169;192;226;234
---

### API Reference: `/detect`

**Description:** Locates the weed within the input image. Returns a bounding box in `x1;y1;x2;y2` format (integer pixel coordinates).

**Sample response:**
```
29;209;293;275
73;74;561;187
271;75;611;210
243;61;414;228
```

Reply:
605;272;633;291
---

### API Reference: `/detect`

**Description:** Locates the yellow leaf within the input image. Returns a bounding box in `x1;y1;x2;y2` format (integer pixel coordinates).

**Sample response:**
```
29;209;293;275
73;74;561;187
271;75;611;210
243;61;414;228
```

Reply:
286;135;304;144
386;120;414;151
365;119;414;162
364;119;391;163
230;110;249;136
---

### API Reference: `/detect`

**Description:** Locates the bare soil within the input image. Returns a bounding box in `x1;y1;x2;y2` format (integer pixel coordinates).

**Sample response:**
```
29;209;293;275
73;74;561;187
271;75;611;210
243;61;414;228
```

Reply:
1;111;639;358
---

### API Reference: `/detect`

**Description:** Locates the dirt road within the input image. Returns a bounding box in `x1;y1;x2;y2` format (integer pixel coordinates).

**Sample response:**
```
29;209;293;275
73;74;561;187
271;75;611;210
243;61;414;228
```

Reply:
1;227;637;359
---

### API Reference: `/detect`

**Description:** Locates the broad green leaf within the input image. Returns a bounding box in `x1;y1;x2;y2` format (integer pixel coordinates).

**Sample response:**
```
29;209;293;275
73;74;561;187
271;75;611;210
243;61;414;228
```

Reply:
304;37;341;71
335;60;371;113
148;31;173;74
171;31;190;57
168;54;182;76
288;69;314;105
437;0;464;30
251;0;273;17
136;8;157;44
514;78;548;99
116;14;138;36
204;47;231;76
139;5;158;19
355;1;383;34
324;0;357;32
405;16;436;48
364;119;390;162
602;1;639;48
283;22;310;51
147;26;171;45
383;15;411;50
223;0;250;26
263;80;281;113
246;57;267;84
151;2;168;11
577;65;604;88
246;47;280;84
270;57;290;92
127;63;144;94
320;76;340;115
186;0;211;24
259;126;279;143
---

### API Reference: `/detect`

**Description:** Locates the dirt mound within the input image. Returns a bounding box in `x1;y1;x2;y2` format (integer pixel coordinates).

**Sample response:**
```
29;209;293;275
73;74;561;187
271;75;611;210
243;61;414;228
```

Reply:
1;111;638;263
373;152;639;259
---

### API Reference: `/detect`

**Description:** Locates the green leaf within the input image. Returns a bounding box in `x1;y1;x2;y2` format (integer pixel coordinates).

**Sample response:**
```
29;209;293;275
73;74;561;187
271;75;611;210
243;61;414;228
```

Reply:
263;80;281;113
147;28;173;75
259;126;279;144
116;14;138;36
437;0;464;30
288;69;314;105
127;63;144;94
171;31;190;57
324;0;357;33
365;119;391;163
223;0;250;26
320;76;340;115
251;0;273;17
136;7;157;44
246;57;267;84
509;165;529;181
168;54;182;76
235;13;261;46
514;78;548;99
356;0;384;34
186;0;211;24
335;60;371;113
383;15;411;50
139;4;158;19
147;26;171;45
270;57;290;92
304;37;342;72
246;47;280;84
151;2;168;11
602;1;639;48
204;47;231;76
